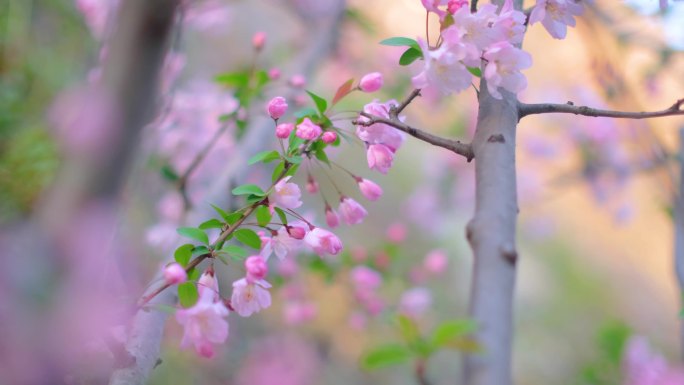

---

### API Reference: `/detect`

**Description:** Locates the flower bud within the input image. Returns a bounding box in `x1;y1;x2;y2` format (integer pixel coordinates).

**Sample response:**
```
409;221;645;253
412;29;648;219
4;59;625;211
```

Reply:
359;72;383;93
325;207;339;228
321;131;337;144
306;174;319;194
275;122;294;139
163;262;187;284
287;226;306;240
357;178;383;201
252;31;266;51
268;67;281;80
289;74;306;88
245;255;268;282
267;96;288;120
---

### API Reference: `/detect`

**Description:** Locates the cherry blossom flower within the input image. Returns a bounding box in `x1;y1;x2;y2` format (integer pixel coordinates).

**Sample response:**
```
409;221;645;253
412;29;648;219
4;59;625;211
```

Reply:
296;118;323;140
529;0;584;40
306;175;319;194
623;336;684;385
261;226;303;260
231;278;272;317
276;123;294;139
423;249;449;274
338;197;368;225
321;131;337;144
357;178;383;201
175;281;230;358
386;222;407;243
482;41;532;99
398;287;433;319
163;263;187;284
359;72;383;92
357;100;406;151
245;255;268;282
283;301;318;325
420;0;448;18
367;144;395;174
304;227;343;257
325;207;340;228
412;38;473;95
350;266;383;290
252;31;266;50
270;176;303;209
267;96;288;120
289;74;306;88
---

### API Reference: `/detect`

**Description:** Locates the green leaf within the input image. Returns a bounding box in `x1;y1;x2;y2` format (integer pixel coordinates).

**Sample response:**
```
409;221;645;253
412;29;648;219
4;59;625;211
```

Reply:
332;78;355;106
379;37;420;51
199;218;224;230
255;70;270;89
255;205;272;227
232;184;265;196
314;147;330;166
178;282;199;308
215;72;249;88
284;154;303;164
146;304;177;314
273;207;288;225
225;212;243;225
192;245;211;257
396;315;420;344
272;161;286;183
361;344;413;370
399;47;423;66
176;227;209;245
187;267;201;281
294;107;319;119
221;244;249;260
306;90;328;114
234;228;262;249
160;164;179;182
431;320;477;347
210;204;231;221
467;66;482;78
248;150;281;165
174;244;194;266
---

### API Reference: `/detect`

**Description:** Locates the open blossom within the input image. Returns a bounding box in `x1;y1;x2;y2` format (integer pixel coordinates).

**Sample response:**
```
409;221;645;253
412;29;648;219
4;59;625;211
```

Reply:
447;0;468;13
267;96;288;120
412;38;472;95
494;0;527;45
175;281;230;358
198;269;220;300
398;287;433;319
359;72;383;93
296;118;322;140
338;197;368;225
270;176;302;209
482;41;532;99
304;227;343;257
356;100;405;151
529;0;584;40
245;256;268;282
231;278;272;317
420;0;448;18
367;144;394;174
261;226;303;260
163;263;187;284
357;178;383;201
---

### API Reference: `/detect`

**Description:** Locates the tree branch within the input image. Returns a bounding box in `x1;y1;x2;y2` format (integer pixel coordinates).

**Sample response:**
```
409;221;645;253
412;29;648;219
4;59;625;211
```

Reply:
518;98;684;119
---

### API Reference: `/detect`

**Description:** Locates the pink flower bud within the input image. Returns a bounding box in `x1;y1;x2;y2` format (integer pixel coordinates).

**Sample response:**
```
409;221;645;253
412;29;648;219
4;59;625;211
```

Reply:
304;227;343;257
287;226;306;240
367;144;394;174
275;122;294;138
447;0;468;13
163;262;187;284
321;131;337;144
386;222;407;243
423;249;448;275
252;31;266;50
289;74;306;88
296;118;322;140
268;67;281;80
357;178;383;201
325;207;339;228
359;72;383;93
245;255;268;283
267;96;288;120
306;174;319;194
338;197;368;225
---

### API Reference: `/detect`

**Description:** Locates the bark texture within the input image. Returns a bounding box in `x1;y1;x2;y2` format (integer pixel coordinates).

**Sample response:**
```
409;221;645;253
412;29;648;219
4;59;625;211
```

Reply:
674;128;684;362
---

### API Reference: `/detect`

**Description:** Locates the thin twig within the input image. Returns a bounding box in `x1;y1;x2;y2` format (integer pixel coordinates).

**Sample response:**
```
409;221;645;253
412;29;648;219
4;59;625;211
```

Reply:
393;88;422;115
518;98;684;119
355;112;474;162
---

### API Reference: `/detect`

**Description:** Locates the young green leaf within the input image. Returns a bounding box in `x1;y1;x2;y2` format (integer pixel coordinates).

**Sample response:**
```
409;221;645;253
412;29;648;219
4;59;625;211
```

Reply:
210;204;231;221
248;150;281;165
467;66;482;78
174;244;194;266
178;282;199;308
273;207;288;225
399;47;423;66
255;205;272;227
314;147;330;166
396;315;420;344
379;37;420;51
215;72;249;88
232;184;266;196
176;227;209;245
199;218;224;230
306;90;328;114
191;245;211;257
430;319;477;347
360;344;413;370
222;244;249;260
160;164;179;182
272;161;286;183
234;228;262;249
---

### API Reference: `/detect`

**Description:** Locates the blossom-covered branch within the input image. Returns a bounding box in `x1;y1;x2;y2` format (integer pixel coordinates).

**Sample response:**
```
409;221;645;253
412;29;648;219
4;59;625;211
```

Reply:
518;98;684;119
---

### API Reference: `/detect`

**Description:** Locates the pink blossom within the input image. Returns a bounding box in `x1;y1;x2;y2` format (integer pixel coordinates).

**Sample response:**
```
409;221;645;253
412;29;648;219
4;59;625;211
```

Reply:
386;222;407;243
423;249;449;274
261;226;303;260
359;72;383;92
252;31;266;50
270;176;303;209
277;256;300;277
398;287;433;319
268;67;281;80
296;118;323;140
338;197;368;225
447;0;468;14
357;178;383;201
356;100;406;151
412;38;473;95
325;206;340;228
287;225;307;240
289;74;306;88
420;0;448;18
276;123;294;139
184;0;231;32
367;144;394;174
482;41;532;99
197;269;220;300
163;263;187;284
350;265;383;290
267;96;288;120
304;227;343;257
321;131;337;144
231;278;272;317
448;5;505;54
623;336;684;385
175;286;230;358
245;256;268;283
529;0;584;40
494;0;527;45
306;175;319;194
283;301;318;325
